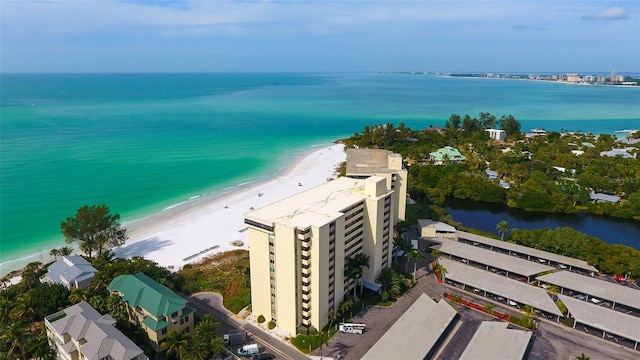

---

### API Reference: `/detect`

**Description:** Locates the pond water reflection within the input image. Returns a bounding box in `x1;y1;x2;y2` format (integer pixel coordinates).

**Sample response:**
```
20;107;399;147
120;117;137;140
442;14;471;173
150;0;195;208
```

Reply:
444;198;640;250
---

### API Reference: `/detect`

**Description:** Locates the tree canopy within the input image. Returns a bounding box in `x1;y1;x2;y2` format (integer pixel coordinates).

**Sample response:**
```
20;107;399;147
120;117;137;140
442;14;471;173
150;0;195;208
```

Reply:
60;204;127;258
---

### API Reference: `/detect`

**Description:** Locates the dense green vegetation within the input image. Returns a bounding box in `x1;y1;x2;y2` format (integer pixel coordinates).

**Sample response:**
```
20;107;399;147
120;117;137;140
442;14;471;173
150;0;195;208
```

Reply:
342;115;640;218
176;250;251;313
511;227;640;278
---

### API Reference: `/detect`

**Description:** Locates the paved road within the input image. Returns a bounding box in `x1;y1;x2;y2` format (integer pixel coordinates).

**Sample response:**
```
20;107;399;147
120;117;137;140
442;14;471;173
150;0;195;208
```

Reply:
187;292;308;360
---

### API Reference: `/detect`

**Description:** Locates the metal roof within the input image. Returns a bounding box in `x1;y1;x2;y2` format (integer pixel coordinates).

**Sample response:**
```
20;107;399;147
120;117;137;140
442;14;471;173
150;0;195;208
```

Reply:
455;231;598;272
44;256;98;288
362;294;457;360
418;219;457;233
45;302;147;360
459;321;532;360
440;258;562;316
559;295;640;343
108;272;188;318
538;271;640;310
433;239;555;277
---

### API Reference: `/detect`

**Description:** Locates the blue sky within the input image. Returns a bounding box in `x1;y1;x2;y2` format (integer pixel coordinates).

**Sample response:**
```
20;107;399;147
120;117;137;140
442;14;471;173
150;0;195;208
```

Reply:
1;0;639;73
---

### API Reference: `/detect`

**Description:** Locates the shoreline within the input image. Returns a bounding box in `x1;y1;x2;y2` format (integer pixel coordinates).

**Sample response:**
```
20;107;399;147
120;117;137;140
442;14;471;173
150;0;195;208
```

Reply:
0;142;347;278
118;142;346;272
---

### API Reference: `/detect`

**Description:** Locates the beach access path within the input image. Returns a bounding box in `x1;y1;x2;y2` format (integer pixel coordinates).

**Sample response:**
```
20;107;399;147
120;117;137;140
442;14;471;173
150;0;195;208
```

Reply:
115;143;346;272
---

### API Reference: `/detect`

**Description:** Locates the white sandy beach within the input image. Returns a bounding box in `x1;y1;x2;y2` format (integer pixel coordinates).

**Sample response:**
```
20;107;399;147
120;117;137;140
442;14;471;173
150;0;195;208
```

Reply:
114;143;347;271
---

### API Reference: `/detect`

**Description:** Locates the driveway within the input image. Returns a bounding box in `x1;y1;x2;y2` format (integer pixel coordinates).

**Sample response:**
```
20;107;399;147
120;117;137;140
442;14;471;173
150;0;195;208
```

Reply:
188;292;308;360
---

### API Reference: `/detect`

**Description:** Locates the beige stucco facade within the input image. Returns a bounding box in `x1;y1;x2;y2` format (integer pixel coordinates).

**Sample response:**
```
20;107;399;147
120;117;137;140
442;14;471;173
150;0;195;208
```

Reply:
345;148;408;222
245;176;395;336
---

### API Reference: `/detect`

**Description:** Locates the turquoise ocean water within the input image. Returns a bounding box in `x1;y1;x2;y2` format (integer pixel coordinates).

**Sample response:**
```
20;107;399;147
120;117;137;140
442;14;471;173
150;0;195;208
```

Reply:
1;73;639;272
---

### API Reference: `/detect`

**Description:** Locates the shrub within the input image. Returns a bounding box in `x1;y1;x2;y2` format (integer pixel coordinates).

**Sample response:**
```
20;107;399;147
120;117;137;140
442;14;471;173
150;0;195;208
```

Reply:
268;320;276;329
257;315;265;323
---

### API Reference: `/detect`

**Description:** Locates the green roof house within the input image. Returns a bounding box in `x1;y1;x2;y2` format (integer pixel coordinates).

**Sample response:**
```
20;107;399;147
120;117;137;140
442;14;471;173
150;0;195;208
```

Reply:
108;273;195;350
429;146;466;164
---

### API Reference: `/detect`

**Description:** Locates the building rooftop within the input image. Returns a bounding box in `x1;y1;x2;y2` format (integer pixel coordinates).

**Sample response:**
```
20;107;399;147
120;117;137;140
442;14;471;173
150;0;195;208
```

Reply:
600;149;635;158
429;146;466;162
362;294;457;360
440;258;562;316
246;176;390;229
418;219;457;233
433;238;555;277
537;271;640;310
46;302;147;360
559;295;640;344
43;255;98;287
456;231;598;272
346;148;400;174
107;272;189;318
589;193;621;203
459;321;532;360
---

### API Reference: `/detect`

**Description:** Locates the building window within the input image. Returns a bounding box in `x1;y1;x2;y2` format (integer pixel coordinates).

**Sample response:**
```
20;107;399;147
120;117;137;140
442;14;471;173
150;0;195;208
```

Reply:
161;328;168;335
244;219;274;232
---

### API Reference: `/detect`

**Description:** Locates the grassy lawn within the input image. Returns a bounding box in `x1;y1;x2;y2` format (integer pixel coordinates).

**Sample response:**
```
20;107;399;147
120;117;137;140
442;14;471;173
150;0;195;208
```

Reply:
177;249;251;313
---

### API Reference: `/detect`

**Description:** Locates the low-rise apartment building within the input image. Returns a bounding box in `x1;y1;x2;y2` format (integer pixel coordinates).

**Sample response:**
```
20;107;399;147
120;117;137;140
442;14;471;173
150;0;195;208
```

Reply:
44;301;148;360
107;272;195;350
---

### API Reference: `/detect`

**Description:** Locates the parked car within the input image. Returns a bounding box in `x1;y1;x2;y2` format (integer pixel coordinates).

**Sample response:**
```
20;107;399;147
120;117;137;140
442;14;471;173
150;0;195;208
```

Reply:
252;354;275;360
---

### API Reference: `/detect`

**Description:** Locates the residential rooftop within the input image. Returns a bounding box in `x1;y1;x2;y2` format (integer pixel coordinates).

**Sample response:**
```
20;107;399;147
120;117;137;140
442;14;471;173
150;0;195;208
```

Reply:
459;321;532;360
440;258;562;316
107;272;189;318
42;255;98;289
45;302;147;360
362;294;457;360
433;238;555;277
538;271;640;311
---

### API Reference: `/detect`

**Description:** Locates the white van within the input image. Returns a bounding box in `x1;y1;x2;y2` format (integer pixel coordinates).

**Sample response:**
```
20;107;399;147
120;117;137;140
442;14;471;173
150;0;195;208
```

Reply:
591;298;602;304
238;344;259;356
339;323;366;334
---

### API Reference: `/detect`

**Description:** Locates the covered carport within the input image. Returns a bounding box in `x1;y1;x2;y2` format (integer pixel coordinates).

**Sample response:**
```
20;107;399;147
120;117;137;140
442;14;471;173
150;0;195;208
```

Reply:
432;239;554;283
362;293;458;360
559;295;640;351
440;258;563;321
538;271;640;315
456;231;599;274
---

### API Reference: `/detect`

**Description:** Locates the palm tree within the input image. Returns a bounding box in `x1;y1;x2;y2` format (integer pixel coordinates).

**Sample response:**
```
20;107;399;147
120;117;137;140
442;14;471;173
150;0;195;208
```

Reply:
2;321;29;360
69;288;88;304
194;314;218;343
59;245;74;256
339;298;353;315
393;236;413;271
344;253;370;299
575;353;590;360
484;302;494;314
28;330;56;360
495;220;511;240
163;330;189;360
49;248;60;261
316;331;331;359
327;311;339;330
11;294;37;331
408;249;424;279
184;337;210;360
209;337;225;356
547;285;560;301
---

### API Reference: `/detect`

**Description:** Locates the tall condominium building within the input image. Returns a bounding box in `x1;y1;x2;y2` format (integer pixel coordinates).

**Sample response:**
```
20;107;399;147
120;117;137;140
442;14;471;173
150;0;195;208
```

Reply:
345;148;408;222
245;176;396;336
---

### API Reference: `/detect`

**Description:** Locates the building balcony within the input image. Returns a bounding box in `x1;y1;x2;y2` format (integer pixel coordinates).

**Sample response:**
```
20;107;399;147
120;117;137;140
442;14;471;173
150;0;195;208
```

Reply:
302;280;311;287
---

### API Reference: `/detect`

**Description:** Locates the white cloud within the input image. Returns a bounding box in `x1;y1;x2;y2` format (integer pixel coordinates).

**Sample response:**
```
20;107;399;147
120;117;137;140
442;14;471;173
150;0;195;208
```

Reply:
582;6;631;20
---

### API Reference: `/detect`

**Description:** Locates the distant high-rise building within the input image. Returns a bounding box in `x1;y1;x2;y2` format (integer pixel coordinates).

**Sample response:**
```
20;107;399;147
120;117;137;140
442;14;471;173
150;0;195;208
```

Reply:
610;70;618;82
566;74;580;83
